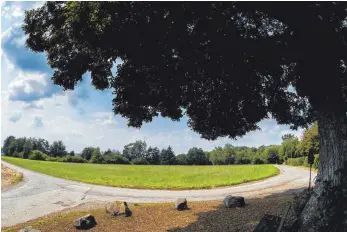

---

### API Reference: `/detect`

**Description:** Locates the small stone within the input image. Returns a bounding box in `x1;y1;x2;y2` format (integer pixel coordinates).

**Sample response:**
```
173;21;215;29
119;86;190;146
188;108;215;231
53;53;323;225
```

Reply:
73;214;96;229
175;198;188;210
19;226;41;232
223;195;245;208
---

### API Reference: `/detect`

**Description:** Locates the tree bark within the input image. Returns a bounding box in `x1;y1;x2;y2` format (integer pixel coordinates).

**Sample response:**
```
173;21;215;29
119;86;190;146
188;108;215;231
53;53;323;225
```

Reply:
299;111;347;231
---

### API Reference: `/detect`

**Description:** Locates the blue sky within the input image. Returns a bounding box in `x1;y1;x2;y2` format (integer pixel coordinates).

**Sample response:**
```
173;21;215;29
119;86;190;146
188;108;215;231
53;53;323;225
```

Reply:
0;1;303;154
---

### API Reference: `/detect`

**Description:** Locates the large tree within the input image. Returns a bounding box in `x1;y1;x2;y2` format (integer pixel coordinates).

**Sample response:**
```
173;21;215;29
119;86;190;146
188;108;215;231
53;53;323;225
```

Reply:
122;140;147;161
187;147;210;165
2;136;16;155
49;141;67;157
160;146;176;165
81;147;95;161
23;2;347;230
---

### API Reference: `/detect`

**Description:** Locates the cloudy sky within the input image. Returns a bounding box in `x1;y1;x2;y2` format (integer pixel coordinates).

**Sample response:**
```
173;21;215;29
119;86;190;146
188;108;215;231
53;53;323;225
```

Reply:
1;1;304;154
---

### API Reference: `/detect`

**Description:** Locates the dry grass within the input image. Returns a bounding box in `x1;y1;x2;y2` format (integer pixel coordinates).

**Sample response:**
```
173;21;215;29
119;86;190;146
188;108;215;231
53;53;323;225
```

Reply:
3;196;296;232
1;164;23;190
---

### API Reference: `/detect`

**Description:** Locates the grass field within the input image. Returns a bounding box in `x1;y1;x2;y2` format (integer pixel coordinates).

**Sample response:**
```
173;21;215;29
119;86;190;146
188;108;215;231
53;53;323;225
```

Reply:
2;156;279;190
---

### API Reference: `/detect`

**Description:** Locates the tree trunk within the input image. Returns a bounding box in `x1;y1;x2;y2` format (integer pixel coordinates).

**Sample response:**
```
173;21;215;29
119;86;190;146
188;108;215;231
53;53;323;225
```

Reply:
299;111;347;231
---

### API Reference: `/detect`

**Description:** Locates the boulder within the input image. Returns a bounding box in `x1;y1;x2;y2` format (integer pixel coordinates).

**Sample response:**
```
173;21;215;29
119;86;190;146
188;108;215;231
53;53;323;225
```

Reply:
108;201;132;217
19;226;41;232
73;214;96;230
175;198;188;210
122;201;132;217
105;202;120;216
223;195;245;208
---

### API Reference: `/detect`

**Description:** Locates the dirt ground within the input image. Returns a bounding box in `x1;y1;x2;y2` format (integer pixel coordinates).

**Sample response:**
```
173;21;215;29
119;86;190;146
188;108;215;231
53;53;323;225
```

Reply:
1;164;23;190
3;195;297;232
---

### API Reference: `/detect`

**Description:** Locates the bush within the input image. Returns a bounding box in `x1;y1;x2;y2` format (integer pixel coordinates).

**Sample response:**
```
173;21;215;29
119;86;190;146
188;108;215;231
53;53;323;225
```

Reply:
313;155;319;169
46;157;59;162
235;157;251;164
12;151;24;158
287;154;319;170
58;155;86;163
252;157;265;164
104;154;130;164
29;150;48;160
131;157;149;165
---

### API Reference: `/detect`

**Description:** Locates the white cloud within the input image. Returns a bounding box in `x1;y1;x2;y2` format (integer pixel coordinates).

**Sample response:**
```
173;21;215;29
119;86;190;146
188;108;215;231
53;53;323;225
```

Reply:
23;101;44;110
7;68;60;102
1;3;23;19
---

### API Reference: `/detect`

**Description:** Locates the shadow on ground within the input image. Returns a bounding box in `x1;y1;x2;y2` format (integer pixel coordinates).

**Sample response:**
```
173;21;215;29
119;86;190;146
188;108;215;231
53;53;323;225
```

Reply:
168;188;308;232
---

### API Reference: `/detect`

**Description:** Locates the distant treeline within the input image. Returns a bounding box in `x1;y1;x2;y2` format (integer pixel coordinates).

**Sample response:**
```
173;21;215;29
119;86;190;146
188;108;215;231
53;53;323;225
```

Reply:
1;123;319;165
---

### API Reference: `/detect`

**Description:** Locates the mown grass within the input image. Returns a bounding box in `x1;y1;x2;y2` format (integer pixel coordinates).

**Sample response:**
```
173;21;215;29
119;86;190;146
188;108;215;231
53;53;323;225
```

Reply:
2;156;279;190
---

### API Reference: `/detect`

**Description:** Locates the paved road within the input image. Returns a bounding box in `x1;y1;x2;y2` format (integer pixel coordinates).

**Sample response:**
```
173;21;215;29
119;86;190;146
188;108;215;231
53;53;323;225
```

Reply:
1;161;316;227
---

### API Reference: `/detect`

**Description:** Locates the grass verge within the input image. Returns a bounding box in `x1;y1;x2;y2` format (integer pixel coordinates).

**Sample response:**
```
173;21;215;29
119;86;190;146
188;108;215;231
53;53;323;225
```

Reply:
2;196;296;232
1;164;23;190
2;156;279;190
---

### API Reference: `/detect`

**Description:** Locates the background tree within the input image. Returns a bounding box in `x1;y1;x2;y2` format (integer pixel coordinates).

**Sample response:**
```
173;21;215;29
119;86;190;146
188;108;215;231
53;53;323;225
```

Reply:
262;146;280;164
32;138;50;154
22;3;347;229
145;146;161;165
81;147;95;161
176;154;188;165
296;123;319;156
2;136;16;155
68;151;75;156
49;141;67;157
160;146;177;165
15;137;27;154
279;134;299;161
187;147;210;165
89;147;104;164
22;139;34;159
282;134;296;142
122;140;147;161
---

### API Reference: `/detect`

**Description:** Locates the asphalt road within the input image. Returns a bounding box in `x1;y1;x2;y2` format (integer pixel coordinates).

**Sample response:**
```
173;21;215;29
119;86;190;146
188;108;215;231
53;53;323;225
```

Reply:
1;161;316;227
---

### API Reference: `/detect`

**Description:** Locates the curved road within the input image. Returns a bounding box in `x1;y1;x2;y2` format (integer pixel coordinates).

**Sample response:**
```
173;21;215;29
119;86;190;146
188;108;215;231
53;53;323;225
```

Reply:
1;161;316;227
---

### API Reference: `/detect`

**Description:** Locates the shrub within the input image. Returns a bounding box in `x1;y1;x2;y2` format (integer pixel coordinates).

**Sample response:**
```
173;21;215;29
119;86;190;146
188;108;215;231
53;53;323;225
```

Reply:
29;150;48;160
131;157;149;165
58;155;86;163
104;154;130;164
313;155;319;170
46;157;59;162
235;157;251;164
12;151;24;158
252;157;265;164
287;155;319;170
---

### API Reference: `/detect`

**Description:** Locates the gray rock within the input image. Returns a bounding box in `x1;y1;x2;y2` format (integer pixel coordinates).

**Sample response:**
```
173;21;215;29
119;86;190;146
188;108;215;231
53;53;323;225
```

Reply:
223;195;245;208
106;201;132;217
19;226;41;232
73;214;96;229
105;202;120;216
175;198;188;210
121;201;132;217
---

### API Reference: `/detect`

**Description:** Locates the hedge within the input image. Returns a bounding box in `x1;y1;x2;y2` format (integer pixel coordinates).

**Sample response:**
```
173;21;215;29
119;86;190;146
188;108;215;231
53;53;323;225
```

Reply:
286;154;319;170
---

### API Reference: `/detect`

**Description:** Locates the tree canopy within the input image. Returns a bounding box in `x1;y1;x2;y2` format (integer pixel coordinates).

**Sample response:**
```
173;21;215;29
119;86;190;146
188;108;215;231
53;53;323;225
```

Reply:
22;2;347;141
